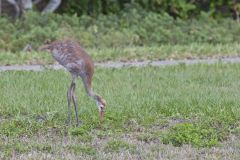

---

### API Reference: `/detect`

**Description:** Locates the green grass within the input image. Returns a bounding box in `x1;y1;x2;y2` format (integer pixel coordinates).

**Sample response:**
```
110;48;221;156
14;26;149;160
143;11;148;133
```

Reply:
0;51;53;65
104;140;136;153
0;43;240;65
1;63;240;158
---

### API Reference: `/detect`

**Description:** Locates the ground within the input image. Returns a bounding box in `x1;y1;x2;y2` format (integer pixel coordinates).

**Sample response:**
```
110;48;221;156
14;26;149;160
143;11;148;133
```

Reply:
2;127;240;159
1;64;240;159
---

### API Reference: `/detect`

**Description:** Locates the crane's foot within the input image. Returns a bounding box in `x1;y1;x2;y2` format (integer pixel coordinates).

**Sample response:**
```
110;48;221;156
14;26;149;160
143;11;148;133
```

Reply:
66;117;73;127
76;121;81;127
68;108;73;126
76;115;81;127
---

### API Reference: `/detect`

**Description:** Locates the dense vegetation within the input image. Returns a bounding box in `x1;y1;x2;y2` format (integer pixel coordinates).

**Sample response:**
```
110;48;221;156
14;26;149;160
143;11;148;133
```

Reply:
60;0;240;19
0;10;239;53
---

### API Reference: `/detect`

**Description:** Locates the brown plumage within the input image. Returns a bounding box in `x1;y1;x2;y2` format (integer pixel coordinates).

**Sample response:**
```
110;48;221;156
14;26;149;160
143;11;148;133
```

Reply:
39;39;106;127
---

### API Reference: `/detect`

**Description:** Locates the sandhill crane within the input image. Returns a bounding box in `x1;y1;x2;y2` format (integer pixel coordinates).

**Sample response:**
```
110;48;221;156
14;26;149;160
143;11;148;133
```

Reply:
39;39;106;127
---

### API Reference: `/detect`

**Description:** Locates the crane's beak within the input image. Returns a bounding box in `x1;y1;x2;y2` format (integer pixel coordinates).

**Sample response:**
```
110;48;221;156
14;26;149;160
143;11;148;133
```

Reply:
99;110;104;122
99;103;105;122
98;99;106;122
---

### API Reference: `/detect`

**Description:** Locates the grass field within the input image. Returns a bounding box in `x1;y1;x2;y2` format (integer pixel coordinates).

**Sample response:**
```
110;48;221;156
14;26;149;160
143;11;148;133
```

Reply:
1;63;240;159
0;43;240;65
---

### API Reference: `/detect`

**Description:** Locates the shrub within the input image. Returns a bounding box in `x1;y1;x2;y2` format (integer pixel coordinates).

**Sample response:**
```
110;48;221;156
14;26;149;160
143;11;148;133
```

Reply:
0;10;239;52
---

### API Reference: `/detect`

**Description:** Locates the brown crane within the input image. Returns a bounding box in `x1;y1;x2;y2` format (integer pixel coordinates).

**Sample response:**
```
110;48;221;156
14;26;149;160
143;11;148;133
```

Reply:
39;39;106;127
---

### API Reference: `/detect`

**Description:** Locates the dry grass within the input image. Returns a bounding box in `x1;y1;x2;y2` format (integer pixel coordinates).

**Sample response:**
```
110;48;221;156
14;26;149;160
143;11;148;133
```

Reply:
3;129;240;160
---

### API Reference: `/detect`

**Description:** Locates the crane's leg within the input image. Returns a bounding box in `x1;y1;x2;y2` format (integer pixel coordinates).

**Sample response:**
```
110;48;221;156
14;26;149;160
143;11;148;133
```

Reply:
72;81;80;127
67;83;73;126
67;74;78;126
